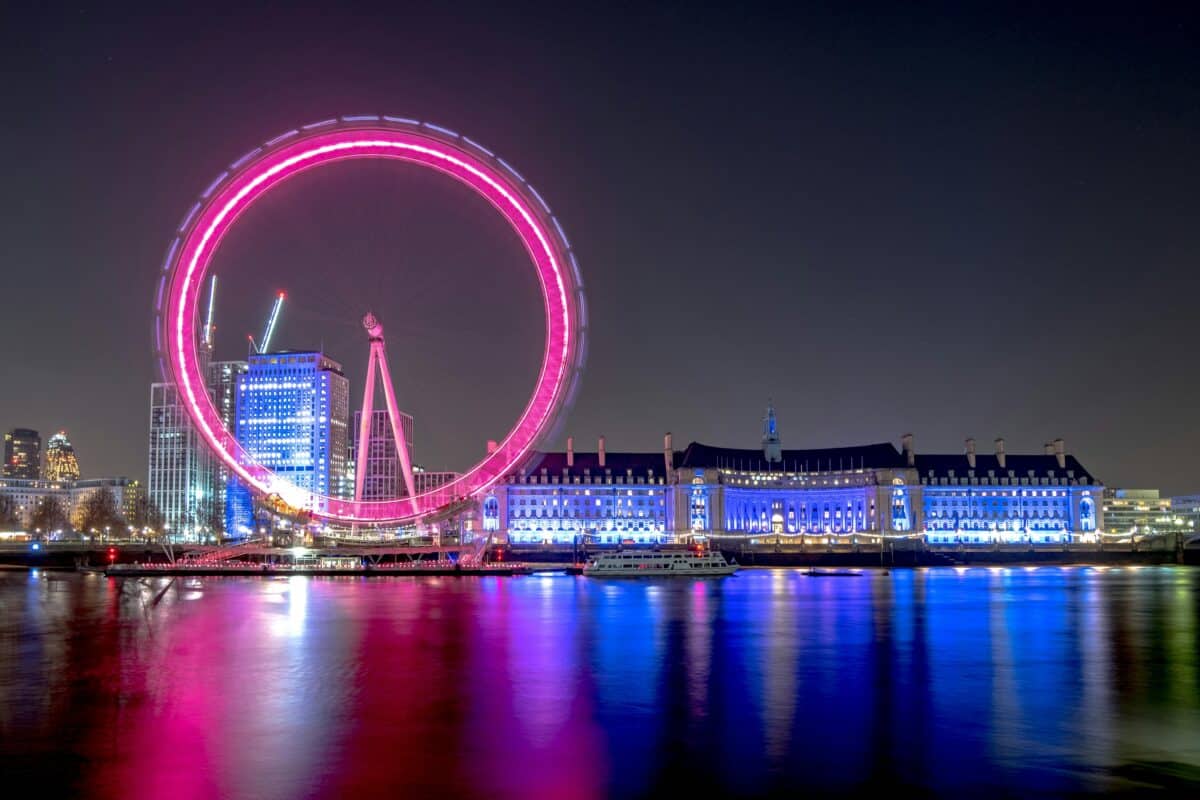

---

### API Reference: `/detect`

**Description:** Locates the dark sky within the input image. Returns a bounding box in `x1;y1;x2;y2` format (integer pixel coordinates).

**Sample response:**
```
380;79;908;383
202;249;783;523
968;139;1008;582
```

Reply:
2;2;1198;492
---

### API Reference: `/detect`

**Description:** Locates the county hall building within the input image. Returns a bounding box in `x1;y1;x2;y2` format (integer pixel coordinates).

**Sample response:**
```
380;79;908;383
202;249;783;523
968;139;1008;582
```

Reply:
484;406;1103;546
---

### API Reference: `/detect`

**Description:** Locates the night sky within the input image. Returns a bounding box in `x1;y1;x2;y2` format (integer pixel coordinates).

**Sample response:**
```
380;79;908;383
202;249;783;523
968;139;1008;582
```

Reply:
2;3;1198;492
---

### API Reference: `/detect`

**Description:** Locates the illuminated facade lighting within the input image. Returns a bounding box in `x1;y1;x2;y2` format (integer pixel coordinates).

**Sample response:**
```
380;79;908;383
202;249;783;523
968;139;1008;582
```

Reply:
234;351;350;519
488;411;1106;546
45;431;80;482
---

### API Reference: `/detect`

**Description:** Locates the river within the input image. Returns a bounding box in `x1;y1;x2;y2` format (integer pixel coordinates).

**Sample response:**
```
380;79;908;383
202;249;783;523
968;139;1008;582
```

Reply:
1;566;1197;797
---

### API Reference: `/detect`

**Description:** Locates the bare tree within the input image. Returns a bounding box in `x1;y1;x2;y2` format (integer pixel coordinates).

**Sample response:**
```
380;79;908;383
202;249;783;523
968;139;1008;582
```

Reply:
78;489;126;538
130;496;165;538
30;496;69;535
0;495;21;528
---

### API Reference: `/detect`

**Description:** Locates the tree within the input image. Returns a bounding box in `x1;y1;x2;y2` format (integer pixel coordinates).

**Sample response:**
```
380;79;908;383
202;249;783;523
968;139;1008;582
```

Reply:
30;496;68;535
77;489;125;538
130;495;164;537
0;495;21;529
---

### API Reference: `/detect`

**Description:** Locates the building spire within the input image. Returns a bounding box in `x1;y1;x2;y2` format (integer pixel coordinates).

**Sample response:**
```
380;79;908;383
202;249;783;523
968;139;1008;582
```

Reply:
762;399;782;463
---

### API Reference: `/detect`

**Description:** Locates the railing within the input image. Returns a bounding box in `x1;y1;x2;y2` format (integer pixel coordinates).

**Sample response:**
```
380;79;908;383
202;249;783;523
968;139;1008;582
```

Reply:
179;538;271;564
457;535;491;567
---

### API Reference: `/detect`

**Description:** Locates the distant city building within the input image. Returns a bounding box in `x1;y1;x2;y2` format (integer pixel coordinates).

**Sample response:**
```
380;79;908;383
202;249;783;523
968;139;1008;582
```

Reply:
69;477;142;532
3;428;41;479
148;381;214;541
487;409;1104;546
120;478;146;523
45;431;80;481
350;408;414;500
208;359;250;535
208;360;248;432
1170;493;1200;515
0;477;70;530
1169;494;1200;537
1103;489;1189;537
0;476;139;533
412;465;459;495
235;351;350;517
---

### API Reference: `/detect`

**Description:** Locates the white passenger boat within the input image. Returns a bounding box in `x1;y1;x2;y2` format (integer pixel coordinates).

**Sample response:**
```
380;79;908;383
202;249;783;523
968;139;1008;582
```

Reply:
582;550;738;577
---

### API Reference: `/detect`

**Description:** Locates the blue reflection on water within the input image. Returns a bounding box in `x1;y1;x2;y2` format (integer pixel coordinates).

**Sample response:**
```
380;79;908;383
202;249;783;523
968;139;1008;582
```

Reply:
0;566;1198;798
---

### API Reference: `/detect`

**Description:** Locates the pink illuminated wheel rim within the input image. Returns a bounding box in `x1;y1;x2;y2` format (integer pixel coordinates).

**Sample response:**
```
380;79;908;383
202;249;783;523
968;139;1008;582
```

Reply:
154;117;587;525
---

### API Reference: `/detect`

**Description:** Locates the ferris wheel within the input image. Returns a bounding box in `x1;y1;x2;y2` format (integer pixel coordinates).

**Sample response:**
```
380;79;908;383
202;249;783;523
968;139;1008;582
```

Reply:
154;116;587;525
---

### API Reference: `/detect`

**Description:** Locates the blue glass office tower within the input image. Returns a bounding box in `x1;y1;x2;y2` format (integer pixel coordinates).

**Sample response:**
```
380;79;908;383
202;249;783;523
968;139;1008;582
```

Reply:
234;352;350;521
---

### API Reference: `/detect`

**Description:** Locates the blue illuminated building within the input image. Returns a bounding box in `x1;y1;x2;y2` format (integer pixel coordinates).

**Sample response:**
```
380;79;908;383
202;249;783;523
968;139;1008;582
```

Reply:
496;438;673;545
233;352;350;522
488;408;1104;546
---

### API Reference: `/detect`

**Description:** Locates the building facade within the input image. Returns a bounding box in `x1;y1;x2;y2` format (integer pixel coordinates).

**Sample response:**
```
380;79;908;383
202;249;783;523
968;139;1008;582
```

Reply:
0;477;70;531
4;428;41;479
486;414;1105;546
234;351;350;517
0;476;140;534
349;408;414;499
45;431;80;481
208;359;250;535
1103;489;1189;538
69;477;142;532
148;381;214;540
412;466;460;496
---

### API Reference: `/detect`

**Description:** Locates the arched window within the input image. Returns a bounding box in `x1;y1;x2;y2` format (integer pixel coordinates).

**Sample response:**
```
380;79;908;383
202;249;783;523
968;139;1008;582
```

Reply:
483;494;499;532
1079;496;1096;532
891;479;911;532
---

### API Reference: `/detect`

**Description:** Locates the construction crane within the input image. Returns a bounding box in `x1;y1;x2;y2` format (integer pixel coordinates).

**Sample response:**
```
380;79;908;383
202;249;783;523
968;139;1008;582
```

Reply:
247;291;286;354
202;277;287;357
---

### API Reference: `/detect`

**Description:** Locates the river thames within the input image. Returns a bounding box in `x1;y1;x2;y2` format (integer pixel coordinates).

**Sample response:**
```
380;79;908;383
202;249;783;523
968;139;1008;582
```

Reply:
1;566;1197;798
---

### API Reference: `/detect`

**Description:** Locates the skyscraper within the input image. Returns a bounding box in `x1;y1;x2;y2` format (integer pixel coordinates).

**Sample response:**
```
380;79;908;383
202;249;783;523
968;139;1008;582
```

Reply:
208;360;248;432
45;431;80;481
148;381;213;541
208;359;251;534
3;429;41;479
235;351;349;515
350;408;414;500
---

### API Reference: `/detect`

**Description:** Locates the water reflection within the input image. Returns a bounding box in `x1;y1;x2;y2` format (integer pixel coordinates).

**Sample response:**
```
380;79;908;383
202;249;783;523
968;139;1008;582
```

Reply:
0;567;1197;797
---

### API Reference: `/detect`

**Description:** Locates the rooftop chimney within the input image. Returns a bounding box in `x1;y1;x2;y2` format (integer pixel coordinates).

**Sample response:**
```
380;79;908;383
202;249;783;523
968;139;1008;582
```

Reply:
965;438;977;469
486;439;498;455
1053;438;1066;469
1044;442;1055;456
566;436;574;467
994;437;1006;469
598;435;606;468
663;432;673;480
901;433;914;467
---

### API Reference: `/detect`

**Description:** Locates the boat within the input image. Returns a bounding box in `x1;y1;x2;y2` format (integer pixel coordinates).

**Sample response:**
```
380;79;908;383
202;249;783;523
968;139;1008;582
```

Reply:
582;550;738;577
802;568;862;577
